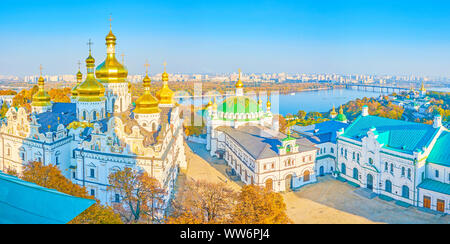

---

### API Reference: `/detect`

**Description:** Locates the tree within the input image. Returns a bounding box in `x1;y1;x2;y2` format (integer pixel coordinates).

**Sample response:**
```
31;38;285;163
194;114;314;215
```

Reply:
21;161;122;224
108;168;166;224
167;179;236;224
230;184;292;224
296;110;306;119
0;102;9;118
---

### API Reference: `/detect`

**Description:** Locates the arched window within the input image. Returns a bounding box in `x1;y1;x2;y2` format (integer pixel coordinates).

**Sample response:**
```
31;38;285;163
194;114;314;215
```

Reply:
83;111;87;120
390;164;394;174
330;148;334;153
303;170;310;182
385;180;392;193
341;163;346;175
352;152;355;160
93;111;97;121
385;162;388;171
356;153;360;163
407;169;411;179
368;158;373;164
353;168;358;180
286;145;291;153
402;185;409;199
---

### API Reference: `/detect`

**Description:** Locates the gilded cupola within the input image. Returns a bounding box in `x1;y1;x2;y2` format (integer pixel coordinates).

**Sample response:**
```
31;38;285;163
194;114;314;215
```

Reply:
95;24;128;83
156;62;174;105
235;68;244;88
71;61;83;99
134;63;161;114
77;45;105;102
31;65;51;107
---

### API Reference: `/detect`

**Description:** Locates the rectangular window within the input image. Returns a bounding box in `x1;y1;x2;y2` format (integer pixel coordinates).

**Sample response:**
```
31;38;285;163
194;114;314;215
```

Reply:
90;189;95;196
435;170;439;178
72;171;76;179
114;194;120;203
55;157;59;165
90;168;95;178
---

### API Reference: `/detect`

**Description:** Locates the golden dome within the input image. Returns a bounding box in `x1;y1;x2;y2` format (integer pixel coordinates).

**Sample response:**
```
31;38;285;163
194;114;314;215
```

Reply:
106;30;116;43
235;68;243;88
32;75;51;107
330;105;337;116
71;68;83;98
156;63;174;104
266;99;271;108
95;29;128;83
134;73;160;114
77;52;105;102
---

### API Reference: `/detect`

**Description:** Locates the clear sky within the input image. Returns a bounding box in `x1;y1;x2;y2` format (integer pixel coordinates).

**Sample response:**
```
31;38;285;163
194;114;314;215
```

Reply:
1;0;450;77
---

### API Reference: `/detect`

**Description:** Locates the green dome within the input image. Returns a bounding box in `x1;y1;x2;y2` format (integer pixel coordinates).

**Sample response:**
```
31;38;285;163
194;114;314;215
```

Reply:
219;96;260;114
335;113;347;122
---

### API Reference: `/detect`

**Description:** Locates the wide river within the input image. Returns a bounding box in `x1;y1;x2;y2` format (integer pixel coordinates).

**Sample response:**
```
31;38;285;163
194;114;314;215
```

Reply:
178;88;381;115
178;87;449;115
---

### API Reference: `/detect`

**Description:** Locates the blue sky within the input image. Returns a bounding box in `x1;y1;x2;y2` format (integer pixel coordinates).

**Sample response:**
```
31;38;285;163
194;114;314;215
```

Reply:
1;0;450;76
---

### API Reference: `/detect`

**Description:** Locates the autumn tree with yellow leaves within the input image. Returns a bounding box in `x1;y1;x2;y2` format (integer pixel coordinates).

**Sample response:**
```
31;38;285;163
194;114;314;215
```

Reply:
231;184;292;224
167;179;236;224
108;168;166;224
21;161;122;224
167;180;291;224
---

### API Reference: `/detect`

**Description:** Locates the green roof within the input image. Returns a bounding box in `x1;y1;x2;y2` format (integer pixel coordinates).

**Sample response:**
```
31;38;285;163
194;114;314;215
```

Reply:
342;115;439;154
418;179;450;195
335;113;347;122
219;96;260;114
427;131;450;167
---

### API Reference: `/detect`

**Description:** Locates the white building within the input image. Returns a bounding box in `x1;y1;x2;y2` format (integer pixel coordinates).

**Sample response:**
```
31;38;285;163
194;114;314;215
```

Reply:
336;105;449;214
0;28;186;211
206;71;318;192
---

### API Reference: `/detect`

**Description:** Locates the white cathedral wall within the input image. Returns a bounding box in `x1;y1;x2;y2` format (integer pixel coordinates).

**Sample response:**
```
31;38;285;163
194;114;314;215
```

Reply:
337;137;418;205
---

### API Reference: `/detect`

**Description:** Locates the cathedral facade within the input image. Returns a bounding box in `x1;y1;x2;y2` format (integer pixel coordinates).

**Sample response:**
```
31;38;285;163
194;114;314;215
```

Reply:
0;28;186;208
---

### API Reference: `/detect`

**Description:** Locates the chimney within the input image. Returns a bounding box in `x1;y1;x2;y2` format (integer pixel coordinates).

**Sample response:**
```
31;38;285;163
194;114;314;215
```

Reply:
362;105;369;117
433;114;442;128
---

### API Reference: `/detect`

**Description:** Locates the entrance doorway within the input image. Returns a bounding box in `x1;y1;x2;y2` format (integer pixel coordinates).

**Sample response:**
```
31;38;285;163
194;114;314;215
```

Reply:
319;166;324;176
265;178;273;191
437;199;445;212
423;196;431;209
285;175;292;191
366;174;373;190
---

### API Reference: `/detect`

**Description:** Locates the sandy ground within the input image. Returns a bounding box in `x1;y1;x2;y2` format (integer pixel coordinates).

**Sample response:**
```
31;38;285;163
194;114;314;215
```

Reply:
181;141;449;224
178;142;243;192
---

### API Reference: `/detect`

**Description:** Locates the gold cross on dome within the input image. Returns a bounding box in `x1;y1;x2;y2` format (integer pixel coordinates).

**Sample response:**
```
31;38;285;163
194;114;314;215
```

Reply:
144;60;150;74
77;60;81;70
39;64;43;76
238;68;241;80
87;39;93;52
109;14;113;30
163;61;167;71
121;53;125;64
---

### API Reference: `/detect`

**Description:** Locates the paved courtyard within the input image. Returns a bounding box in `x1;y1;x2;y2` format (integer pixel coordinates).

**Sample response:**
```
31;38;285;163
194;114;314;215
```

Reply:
184;141;449;224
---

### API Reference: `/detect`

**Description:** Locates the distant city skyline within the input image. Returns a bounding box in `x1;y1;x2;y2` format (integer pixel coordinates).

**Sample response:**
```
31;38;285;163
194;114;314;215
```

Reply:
1;0;450;77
